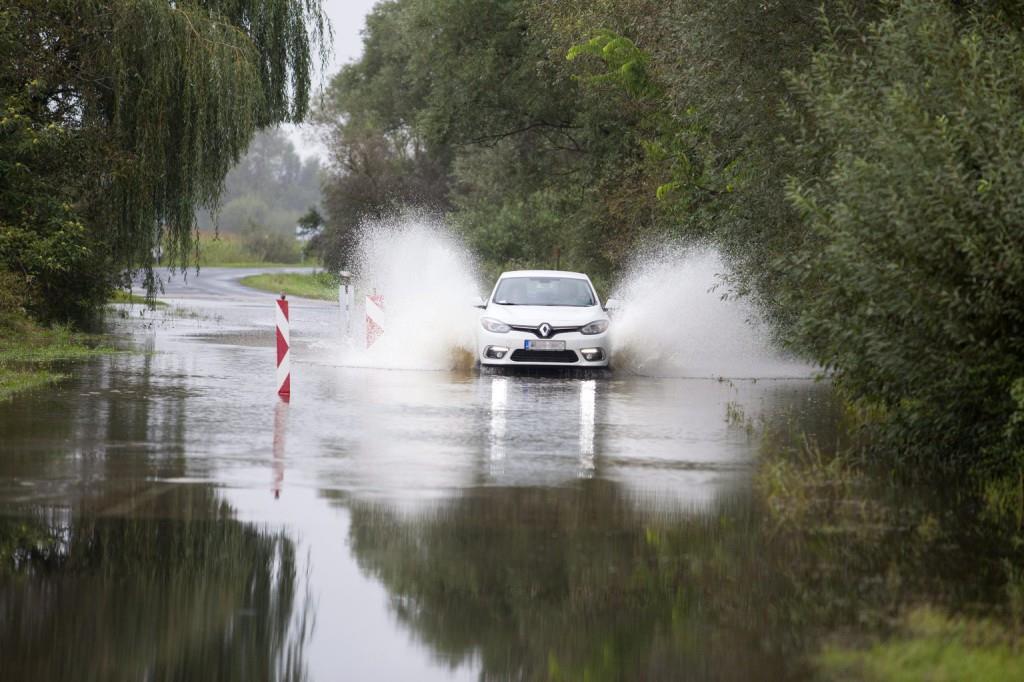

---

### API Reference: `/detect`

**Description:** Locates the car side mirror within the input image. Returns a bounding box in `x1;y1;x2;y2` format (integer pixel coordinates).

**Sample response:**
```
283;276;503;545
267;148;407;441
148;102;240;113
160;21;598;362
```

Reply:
603;298;621;313
470;296;487;309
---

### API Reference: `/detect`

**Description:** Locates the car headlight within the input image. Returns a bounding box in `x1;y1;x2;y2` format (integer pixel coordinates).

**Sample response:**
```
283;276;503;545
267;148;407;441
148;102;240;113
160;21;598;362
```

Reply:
581;319;609;335
481;317;511;333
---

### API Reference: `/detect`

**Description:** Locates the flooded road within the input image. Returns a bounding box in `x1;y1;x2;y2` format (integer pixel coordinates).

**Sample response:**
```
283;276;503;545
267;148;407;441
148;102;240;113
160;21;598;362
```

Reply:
1;269;853;680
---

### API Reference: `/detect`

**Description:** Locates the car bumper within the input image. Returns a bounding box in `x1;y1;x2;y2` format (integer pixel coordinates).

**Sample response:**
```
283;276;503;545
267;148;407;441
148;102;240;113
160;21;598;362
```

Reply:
476;329;611;367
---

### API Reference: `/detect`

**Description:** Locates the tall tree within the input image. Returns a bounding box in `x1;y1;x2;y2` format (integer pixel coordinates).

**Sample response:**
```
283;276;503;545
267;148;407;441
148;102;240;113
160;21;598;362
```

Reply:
1;0;328;322
196;127;323;237
786;0;1024;467
313;0;618;277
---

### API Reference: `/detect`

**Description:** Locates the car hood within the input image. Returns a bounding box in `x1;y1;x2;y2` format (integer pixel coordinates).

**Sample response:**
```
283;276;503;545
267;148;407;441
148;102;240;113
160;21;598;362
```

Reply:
484;305;606;327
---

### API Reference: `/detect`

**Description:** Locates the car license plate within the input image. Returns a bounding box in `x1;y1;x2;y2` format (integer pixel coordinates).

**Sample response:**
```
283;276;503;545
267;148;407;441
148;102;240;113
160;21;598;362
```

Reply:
525;339;564;351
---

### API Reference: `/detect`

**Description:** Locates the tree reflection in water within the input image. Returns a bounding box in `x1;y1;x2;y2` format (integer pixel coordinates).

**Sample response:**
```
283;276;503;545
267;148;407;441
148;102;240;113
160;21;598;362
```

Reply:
349;482;795;680
0;485;310;682
348;475;1020;681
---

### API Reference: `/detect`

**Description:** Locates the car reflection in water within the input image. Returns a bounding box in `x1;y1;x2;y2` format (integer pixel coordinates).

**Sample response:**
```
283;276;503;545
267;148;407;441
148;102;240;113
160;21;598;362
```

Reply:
485;375;600;485
487;376;598;476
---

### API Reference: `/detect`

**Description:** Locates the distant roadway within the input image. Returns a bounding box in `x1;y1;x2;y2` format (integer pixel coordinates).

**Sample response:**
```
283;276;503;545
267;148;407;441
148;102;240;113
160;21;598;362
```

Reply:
150;266;316;301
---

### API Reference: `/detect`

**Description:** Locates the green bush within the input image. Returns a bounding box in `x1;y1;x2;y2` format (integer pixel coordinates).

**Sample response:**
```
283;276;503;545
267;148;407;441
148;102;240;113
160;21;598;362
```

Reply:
195;230;302;265
0;88;111;325
786;1;1024;469
0;223;110;326
241;230;302;264
195;234;253;265
0;269;30;324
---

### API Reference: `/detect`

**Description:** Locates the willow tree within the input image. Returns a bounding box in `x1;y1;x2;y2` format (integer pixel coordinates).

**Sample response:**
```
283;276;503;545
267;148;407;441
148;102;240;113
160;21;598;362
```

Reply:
0;0;328;321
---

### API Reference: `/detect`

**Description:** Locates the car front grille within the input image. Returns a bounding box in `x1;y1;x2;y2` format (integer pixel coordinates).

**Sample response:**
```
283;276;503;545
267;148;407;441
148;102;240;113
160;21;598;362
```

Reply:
509;349;579;363
509;325;582;337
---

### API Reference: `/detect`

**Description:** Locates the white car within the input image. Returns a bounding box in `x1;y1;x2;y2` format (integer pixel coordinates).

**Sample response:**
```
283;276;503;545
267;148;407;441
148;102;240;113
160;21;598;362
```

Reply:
475;270;612;368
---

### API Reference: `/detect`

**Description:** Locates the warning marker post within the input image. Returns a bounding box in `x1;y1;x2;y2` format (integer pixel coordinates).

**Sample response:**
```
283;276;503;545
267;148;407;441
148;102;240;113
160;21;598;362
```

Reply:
366;291;385;348
338;270;354;339
276;294;291;399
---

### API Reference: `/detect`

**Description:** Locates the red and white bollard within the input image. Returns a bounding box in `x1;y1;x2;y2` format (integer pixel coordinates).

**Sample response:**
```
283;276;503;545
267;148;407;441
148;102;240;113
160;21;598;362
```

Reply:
276;294;291;399
366;291;385;348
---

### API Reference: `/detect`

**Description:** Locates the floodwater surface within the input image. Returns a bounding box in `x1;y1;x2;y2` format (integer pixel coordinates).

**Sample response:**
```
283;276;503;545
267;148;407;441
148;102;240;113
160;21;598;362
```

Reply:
2;269;979;681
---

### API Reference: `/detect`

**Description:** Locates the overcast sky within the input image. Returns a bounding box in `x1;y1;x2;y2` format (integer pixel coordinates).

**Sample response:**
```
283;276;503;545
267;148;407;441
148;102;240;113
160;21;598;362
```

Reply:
285;0;380;159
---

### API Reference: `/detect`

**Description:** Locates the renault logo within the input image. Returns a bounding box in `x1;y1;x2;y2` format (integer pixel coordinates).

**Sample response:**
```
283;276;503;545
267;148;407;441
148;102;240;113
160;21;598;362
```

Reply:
538;323;552;338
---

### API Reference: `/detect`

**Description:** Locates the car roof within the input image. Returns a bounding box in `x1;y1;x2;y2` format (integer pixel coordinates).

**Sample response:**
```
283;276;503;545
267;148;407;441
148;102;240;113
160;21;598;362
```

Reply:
498;270;590;280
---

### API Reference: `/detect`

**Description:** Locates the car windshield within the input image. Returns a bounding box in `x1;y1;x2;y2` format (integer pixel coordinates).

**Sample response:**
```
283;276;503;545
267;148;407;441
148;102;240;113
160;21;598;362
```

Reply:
492;277;596;307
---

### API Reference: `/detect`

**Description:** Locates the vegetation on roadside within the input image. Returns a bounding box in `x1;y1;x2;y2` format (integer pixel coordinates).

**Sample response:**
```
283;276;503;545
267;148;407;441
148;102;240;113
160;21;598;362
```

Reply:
3;0;1019;478
239;272;338;301
819;607;1024;681
0;311;115;401
195;231;306;268
0;368;64;402
108;291;167;308
1;0;328;325
783;2;1024;472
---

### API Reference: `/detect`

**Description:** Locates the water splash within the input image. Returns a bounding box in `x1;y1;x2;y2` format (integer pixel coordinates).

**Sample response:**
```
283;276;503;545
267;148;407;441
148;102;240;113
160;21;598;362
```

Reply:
327;218;811;378
336;216;481;370
609;246;814;379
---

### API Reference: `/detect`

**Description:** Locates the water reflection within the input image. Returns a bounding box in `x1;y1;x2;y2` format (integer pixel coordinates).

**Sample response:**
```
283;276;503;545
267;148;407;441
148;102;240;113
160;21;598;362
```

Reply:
487;376;598;479
579;379;596;475
0;348;190;505
273;400;288;499
489;377;507;462
346;467;1020;682
0;486;309;682
348;483;799;680
471;375;818;507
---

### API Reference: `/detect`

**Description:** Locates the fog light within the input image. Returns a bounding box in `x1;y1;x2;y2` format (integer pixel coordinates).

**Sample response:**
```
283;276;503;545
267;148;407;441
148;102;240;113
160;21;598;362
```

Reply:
485;345;509;359
581;348;604;361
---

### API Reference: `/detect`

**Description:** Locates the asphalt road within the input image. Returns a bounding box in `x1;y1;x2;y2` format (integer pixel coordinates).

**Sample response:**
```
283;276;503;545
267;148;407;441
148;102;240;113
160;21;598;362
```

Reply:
152;265;317;301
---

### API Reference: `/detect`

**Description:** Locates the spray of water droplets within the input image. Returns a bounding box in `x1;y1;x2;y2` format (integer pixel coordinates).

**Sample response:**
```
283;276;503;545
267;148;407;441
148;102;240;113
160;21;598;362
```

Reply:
609;245;814;378
334;215;482;370
324;217;812;378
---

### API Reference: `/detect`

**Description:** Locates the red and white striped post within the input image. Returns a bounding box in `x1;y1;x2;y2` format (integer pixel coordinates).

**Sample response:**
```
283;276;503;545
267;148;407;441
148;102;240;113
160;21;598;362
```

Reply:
276;294;291;399
366;290;385;348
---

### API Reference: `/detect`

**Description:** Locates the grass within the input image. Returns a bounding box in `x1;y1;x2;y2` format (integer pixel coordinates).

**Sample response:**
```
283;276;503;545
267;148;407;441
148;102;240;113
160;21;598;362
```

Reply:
238;271;339;301
982;471;1024;529
195;231;309;267
819;607;1024;681
0;313;118;401
109;290;168;307
0;368;66;402
204;261;302;268
196;232;264;266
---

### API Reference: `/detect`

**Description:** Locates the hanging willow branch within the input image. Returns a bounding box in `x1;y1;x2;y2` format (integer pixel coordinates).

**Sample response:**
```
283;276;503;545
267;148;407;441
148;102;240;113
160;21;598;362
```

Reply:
50;0;330;285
